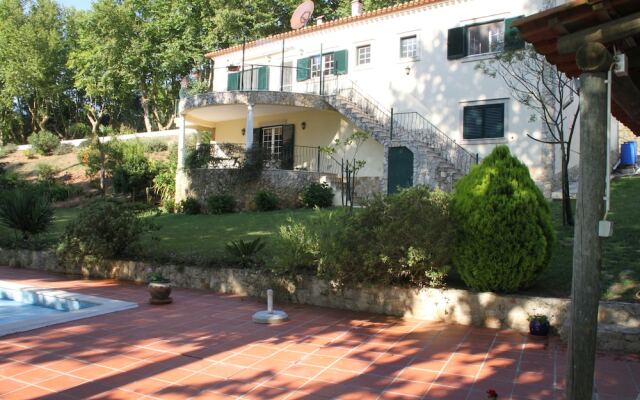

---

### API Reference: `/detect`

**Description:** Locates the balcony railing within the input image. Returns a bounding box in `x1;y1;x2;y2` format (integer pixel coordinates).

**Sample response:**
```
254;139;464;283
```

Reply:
195;142;341;175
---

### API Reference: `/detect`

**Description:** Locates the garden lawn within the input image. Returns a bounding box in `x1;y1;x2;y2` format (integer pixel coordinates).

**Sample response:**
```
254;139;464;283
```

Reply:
525;176;640;301
138;208;325;264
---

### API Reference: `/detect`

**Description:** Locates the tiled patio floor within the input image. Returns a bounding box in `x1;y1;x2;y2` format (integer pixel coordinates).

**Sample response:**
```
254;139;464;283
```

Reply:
0;268;638;400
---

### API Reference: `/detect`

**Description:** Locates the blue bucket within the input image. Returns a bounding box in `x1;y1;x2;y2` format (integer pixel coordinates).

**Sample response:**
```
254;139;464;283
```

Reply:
621;141;637;166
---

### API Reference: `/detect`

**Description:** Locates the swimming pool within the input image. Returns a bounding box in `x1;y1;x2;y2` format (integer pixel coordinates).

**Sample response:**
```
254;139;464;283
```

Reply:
0;280;137;336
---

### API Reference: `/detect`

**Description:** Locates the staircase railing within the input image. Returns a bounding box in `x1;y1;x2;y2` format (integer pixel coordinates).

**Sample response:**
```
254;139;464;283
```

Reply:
392;112;478;175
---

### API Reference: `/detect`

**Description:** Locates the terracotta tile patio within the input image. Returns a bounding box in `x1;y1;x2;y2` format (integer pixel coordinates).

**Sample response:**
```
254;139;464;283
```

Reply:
1;267;639;400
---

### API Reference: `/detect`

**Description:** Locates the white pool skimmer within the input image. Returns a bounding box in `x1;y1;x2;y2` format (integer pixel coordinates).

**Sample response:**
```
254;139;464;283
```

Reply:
252;289;288;324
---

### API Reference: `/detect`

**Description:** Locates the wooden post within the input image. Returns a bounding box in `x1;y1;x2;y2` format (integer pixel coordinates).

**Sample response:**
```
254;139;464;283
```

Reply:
566;41;612;400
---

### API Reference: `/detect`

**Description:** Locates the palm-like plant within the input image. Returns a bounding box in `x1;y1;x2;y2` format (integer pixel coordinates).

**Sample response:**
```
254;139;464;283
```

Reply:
0;189;53;240
225;238;266;268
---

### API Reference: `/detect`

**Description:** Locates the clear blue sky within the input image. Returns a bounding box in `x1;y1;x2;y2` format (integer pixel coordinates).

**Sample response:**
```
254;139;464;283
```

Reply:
58;0;93;10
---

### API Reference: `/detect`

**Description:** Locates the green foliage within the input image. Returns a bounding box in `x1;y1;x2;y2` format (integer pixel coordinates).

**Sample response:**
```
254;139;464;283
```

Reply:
35;163;57;185
206;194;235;214
254;190;278;212
271;217;320;276
57;198;155;264
301;182;334;208
162;198;175;214
225;237;266;268
142;139;168;153
451;145;555;293
0;188;53;239
0;143;17;158
23;149;37;159
148;272;169;283
152;145;177;206
68;123;92;139
179;197;201;215
321;187;453;287
321;131;369;209
0;167;20;190
53;143;74;155
28;131;60;155
185;144;212;170
111;140;155;198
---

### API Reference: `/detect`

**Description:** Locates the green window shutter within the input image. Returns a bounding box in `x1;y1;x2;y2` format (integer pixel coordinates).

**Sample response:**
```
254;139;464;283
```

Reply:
227;72;239;91
463;104;504;139
257;66;269;90
253;128;262;148
447;27;467;60
334;50;348;75
504;16;525;51
281;124;295;170
296;58;310;81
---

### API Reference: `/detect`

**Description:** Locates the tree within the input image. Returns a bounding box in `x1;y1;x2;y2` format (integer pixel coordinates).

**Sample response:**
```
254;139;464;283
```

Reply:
322;130;368;211
477;45;579;226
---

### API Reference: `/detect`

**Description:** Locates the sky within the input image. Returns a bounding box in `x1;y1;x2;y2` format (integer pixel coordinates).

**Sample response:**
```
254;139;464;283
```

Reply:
58;0;93;10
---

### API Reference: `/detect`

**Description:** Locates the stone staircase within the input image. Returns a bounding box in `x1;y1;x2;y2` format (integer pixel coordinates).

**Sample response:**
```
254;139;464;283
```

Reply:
323;83;477;191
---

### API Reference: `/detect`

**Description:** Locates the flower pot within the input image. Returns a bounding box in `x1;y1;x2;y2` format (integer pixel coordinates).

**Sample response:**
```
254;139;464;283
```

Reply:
148;282;173;305
529;319;550;336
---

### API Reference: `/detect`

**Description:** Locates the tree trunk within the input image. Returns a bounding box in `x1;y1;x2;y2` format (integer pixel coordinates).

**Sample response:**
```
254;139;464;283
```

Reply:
152;106;175;131
560;144;574;226
141;95;153;132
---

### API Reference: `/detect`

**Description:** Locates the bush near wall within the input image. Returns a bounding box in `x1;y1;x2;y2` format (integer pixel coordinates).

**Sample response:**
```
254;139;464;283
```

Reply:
451;145;555;293
28;131;60;155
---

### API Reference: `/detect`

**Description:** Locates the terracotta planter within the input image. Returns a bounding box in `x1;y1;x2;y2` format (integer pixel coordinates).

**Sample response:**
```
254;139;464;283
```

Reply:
148;282;173;305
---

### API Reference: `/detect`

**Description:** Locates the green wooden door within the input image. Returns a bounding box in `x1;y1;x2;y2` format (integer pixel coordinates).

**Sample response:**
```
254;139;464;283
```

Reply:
387;147;413;194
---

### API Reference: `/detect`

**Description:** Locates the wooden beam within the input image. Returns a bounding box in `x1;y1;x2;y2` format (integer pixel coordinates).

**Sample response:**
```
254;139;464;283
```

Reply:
612;75;640;129
558;11;640;54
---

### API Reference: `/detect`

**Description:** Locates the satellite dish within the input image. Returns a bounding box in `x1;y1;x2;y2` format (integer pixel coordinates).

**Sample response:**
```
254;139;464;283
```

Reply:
291;0;314;30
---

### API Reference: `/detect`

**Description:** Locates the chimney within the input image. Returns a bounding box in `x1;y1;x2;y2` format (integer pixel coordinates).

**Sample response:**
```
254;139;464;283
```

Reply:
316;15;324;25
351;0;363;17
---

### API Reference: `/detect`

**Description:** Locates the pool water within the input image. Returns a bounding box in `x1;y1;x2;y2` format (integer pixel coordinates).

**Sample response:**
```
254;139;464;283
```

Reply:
0;298;66;324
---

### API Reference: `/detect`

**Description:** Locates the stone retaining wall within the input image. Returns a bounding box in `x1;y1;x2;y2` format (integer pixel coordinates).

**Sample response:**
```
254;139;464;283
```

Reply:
1;248;638;353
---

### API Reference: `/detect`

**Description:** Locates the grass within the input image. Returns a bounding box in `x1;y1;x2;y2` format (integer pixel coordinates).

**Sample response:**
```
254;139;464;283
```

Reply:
525;176;640;301
1;176;638;301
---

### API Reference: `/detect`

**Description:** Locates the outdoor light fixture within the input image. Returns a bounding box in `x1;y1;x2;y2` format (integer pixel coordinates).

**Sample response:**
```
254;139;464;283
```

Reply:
241;128;246;136
405;65;411;75
301;121;307;130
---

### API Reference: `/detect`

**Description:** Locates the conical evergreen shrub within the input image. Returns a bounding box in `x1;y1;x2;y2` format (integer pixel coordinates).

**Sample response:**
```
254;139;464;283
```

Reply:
451;145;555;292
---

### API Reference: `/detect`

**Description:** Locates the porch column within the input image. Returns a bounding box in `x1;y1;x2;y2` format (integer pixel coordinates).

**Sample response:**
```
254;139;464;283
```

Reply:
566;42;612;400
245;103;254;148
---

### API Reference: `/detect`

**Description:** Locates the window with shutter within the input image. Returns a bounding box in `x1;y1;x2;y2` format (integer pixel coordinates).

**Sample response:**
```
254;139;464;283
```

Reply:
463;104;505;140
447;27;467;60
334;50;348;74
296;58;310;81
504;16;525;51
227;72;239;91
257;66;269;90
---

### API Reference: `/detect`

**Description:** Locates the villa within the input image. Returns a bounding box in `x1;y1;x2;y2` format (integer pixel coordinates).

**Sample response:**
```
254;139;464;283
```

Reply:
175;0;620;203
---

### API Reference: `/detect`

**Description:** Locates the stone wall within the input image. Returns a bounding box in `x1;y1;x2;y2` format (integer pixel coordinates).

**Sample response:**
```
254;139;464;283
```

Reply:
186;169;331;210
2;248;638;353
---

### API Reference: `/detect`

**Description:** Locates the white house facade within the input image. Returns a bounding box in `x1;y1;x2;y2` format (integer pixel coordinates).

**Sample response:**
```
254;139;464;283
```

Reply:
176;0;619;203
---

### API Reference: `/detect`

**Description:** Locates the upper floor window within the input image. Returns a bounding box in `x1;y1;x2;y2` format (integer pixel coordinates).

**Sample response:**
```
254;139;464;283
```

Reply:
468;21;504;55
400;35;417;59
357;45;371;65
447;17;525;60
463;103;505;140
310;54;334;78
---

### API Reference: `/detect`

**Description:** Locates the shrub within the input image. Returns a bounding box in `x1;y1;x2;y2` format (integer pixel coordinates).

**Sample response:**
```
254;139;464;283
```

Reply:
225;238;266;268
0;168;19;190
23;149;37;159
28;131;60;155
38;183;82;203
271;218;321;276
142;139;168;153
57;198;155;263
301;182;334;208
451;145;555;293
119;125;136;135
53;143;74;155
111;141;155;198
185;144;212;170
162;199;175;214
152;147;177;204
0;143;17;158
206;194;235;214
35;163;57;185
179;197;201;214
254;190;278;211
320;187;454;287
68;122;92;139
0;188;53;239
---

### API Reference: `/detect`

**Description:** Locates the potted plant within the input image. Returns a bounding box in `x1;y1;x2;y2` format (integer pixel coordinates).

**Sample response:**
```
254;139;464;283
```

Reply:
528;314;550;336
148;272;172;305
487;389;498;399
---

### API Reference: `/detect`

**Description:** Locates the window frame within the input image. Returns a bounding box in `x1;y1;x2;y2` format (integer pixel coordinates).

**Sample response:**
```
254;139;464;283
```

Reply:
459;99;509;144
466;19;505;57
356;44;371;66
310;53;335;78
399;35;418;60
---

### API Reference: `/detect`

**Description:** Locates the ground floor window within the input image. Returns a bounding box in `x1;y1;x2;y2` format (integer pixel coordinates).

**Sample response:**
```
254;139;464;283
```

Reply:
262;126;283;158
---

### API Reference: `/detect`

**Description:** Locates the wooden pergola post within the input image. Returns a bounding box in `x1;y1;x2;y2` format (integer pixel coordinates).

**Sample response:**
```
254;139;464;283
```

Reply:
566;41;613;400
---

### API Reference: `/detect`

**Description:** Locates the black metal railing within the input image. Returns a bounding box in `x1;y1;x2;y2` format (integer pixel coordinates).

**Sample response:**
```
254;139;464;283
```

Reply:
392;112;478;175
197;142;341;175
